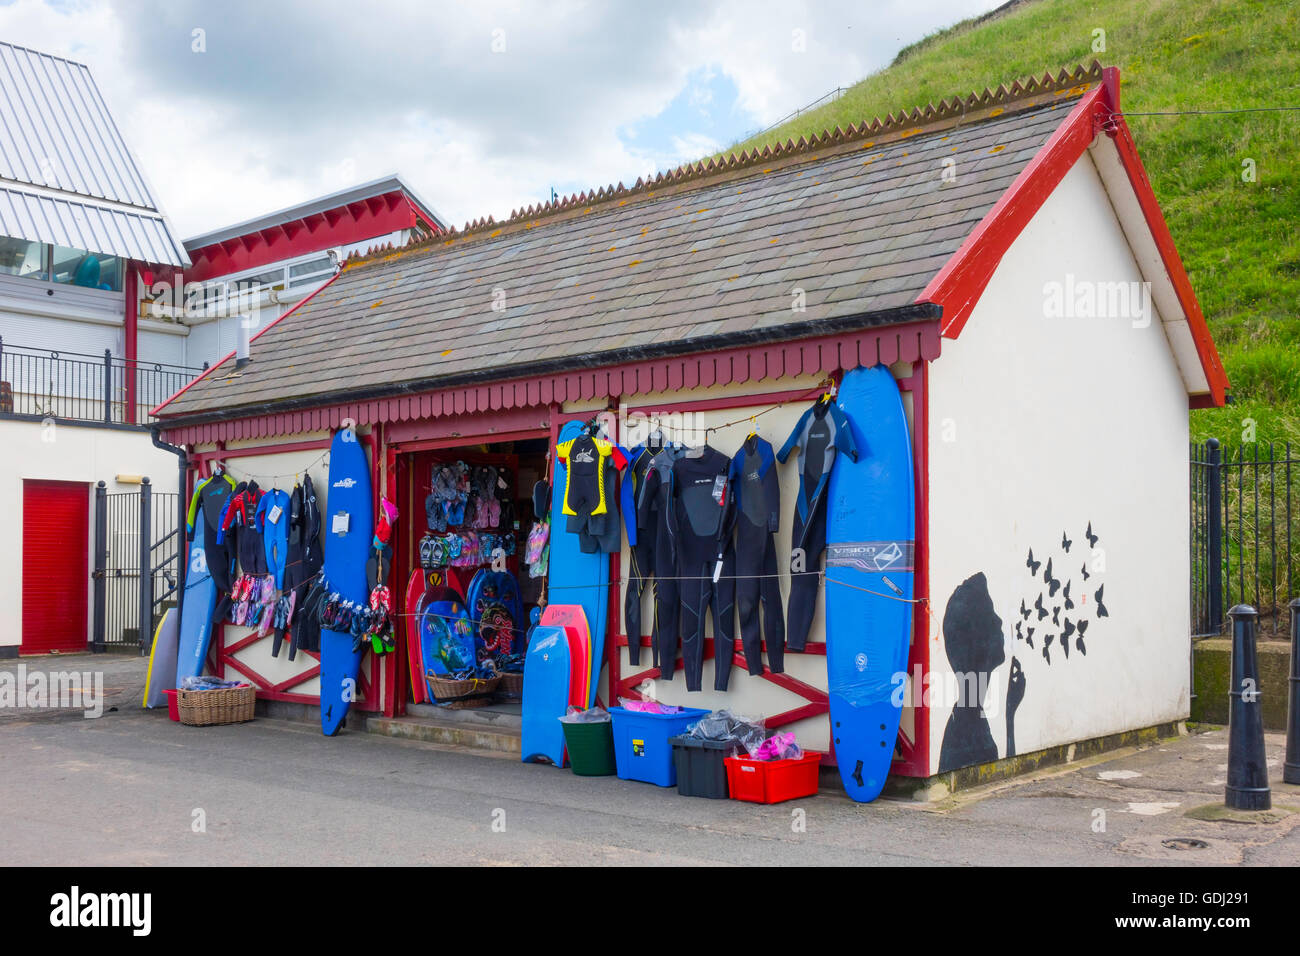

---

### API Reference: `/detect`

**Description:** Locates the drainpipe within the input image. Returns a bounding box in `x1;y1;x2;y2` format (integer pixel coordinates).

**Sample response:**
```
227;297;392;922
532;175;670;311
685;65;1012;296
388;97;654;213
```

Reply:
151;424;189;610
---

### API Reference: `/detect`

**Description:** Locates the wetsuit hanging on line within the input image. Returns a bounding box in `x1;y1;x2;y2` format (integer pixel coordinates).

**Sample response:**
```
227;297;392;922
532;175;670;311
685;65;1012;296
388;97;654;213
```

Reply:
729;433;786;674
637;443;690;677
190;472;236;614
666;446;737;692
256;489;292;589
557;431;628;553
777;396;858;652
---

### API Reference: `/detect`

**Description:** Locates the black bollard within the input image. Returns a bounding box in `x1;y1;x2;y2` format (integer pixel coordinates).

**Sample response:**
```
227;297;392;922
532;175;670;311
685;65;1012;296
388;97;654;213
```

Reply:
1225;604;1271;810
1285;598;1300;785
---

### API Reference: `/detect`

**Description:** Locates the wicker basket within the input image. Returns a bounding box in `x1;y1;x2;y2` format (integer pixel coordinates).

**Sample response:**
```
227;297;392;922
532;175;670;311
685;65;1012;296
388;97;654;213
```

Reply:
427;674;501;709
178;685;256;726
497;672;524;699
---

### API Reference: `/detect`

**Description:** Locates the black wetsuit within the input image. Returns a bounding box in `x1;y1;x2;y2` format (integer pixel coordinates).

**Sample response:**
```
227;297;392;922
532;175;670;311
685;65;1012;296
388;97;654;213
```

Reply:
729;435;785;674
621;443;656;666
777;398;858;651
666;447;737;692
637;445;689;678
289;475;324;656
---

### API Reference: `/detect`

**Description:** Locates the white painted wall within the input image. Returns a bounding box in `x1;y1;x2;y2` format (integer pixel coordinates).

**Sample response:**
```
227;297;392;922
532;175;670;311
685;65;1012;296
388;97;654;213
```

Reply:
0;419;181;650
925;153;1191;774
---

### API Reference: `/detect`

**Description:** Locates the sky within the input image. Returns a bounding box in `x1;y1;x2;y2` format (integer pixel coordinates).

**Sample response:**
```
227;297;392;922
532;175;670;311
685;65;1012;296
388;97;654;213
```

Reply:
0;0;1006;239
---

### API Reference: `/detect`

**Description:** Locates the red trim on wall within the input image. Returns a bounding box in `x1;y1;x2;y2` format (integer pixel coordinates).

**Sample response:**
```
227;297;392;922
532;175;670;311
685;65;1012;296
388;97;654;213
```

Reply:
158;321;942;445
123;264;138;424
917;67;1227;407
1105;113;1228;406
183;191;439;282
917;85;1105;338
151;269;345;419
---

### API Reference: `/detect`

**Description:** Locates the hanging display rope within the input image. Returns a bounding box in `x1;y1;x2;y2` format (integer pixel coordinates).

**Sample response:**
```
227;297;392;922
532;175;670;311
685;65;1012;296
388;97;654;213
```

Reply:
216;448;331;486
700;379;834;440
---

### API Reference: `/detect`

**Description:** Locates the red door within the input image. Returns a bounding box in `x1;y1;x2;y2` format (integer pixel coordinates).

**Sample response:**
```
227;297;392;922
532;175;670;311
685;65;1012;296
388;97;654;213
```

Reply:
22;480;90;654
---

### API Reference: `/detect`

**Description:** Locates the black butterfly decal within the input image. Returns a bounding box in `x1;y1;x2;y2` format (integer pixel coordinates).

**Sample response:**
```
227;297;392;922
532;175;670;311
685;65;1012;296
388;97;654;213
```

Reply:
1085;521;1099;549
1044;557;1061;597
1052;605;1061;627
1076;636;1087;655
1060;629;1071;659
1063;580;1074;611
1015;620;1023;640
1081;562;1090;581
1034;594;1048;620
1020;598;1031;621
1042;633;1054;663
1095;584;1108;618
1061;530;1072;553
1025;626;1035;648
1027;548;1041;576
1063;618;1076;640
1077;620;1089;637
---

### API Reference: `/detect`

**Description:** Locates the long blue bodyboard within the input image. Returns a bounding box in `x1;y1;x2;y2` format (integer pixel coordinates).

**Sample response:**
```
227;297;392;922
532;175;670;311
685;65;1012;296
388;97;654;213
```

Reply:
175;514;218;688
825;365;916;802
520;624;571;767
319;430;373;736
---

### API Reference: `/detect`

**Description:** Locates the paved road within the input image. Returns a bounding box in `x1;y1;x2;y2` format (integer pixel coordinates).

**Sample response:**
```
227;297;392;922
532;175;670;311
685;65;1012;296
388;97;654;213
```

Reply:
2;655;1297;866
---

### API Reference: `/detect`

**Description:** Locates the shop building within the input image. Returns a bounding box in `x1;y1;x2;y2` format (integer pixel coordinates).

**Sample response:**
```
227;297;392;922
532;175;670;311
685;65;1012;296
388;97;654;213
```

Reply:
152;62;1227;785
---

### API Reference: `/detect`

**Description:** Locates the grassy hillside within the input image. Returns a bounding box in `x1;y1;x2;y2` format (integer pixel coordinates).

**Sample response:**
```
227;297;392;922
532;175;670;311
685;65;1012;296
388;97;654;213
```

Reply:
721;0;1300;446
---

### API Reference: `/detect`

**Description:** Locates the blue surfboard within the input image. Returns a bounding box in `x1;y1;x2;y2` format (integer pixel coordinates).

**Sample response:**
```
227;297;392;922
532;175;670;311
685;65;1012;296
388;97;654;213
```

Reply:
547;420;611;706
825;365;916;802
521;624;572;767
319;429;373;736
175;511;218;688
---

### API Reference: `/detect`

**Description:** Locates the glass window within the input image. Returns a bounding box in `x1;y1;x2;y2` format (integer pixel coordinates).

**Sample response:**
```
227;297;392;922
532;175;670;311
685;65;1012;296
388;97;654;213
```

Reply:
288;256;333;285
0;236;48;280
51;246;122;292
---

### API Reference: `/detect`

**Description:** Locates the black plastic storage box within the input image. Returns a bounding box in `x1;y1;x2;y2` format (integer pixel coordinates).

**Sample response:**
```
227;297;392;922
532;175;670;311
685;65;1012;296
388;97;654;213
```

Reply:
669;735;742;798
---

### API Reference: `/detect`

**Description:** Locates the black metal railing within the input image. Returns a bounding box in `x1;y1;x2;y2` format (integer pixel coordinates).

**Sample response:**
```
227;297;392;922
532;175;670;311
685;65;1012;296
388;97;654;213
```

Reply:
92;479;179;653
1191;439;1298;637
0;337;205;425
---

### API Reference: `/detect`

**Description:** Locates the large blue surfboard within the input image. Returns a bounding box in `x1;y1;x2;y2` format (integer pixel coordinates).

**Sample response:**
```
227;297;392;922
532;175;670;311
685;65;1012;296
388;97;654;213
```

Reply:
521;624;571;767
319;429;373;736
175;511;218;688
825;365;915;802
547;420;611;707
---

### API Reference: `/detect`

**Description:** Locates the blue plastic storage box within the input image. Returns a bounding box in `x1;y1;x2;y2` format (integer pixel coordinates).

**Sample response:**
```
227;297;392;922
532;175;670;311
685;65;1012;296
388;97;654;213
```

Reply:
609;706;711;786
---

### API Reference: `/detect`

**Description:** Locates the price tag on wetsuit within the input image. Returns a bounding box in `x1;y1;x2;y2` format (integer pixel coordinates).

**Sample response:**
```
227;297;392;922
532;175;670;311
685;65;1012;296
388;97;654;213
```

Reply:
332;511;350;534
268;505;283;524
711;475;727;505
713;557;724;583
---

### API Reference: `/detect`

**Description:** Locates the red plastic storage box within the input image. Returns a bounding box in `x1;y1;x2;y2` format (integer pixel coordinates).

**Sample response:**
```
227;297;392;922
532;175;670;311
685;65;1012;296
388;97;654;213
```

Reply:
724;751;823;804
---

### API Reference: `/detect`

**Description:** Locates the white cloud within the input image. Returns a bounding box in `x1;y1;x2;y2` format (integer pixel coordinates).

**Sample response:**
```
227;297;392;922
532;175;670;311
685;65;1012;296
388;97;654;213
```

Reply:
0;0;1008;236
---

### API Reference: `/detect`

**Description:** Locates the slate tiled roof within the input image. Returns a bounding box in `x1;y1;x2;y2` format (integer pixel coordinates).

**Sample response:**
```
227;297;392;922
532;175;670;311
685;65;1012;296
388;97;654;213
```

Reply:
160;65;1101;420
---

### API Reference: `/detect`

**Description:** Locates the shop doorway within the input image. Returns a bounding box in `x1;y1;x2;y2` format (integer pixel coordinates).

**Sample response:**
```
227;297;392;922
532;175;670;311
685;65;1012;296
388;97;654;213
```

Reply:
394;434;552;709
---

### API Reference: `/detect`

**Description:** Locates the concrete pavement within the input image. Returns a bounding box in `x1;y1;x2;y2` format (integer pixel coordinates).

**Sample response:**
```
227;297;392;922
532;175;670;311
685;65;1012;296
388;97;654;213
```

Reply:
1;654;1297;866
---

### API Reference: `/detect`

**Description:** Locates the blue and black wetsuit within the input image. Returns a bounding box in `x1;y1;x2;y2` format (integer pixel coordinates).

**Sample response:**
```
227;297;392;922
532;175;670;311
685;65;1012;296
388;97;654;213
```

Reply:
256;489;292;589
730;434;785;674
191;472;236;609
637;444;690;677
777;397;858;651
667;447;737;692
